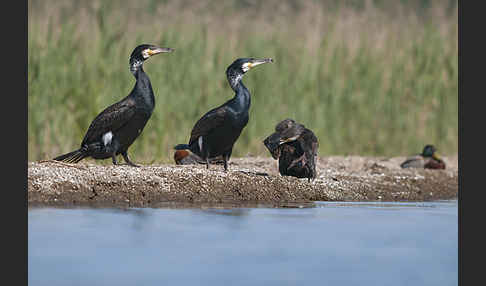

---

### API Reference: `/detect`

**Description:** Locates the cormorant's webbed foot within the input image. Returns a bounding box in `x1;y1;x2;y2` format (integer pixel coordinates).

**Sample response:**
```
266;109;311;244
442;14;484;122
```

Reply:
223;154;229;172
112;153;119;165
122;152;140;167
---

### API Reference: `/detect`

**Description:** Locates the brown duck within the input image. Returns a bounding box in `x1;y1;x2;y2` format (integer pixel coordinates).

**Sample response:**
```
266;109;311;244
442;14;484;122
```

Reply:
400;144;446;169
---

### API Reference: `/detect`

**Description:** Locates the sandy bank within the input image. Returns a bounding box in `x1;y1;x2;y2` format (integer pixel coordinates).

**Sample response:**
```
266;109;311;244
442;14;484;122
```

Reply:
28;155;458;208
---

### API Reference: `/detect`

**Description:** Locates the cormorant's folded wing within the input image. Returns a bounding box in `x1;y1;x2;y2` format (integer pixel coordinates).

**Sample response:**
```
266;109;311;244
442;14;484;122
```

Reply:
189;107;228;145
81;98;137;146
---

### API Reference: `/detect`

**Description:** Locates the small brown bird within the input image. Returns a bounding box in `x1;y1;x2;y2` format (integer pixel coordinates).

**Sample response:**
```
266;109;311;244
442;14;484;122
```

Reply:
173;149;224;166
263;119;319;181
400;144;446;169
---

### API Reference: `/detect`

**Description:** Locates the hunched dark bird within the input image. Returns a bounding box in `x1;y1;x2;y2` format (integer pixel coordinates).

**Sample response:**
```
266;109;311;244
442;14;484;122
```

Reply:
263;119;319;181
53;44;174;166
174;58;273;171
400;144;446;169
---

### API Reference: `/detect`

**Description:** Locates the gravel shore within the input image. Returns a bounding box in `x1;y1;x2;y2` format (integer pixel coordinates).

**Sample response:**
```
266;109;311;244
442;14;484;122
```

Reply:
28;155;458;208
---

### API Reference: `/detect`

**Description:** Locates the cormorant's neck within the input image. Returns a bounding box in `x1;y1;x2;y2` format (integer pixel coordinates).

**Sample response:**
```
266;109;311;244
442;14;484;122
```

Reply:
228;74;251;112
228;72;244;91
130;63;155;110
130;59;144;77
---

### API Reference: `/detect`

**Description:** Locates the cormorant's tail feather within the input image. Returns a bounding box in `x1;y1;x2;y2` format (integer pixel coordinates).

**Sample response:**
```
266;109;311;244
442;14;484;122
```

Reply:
53;149;87;164
174;144;190;150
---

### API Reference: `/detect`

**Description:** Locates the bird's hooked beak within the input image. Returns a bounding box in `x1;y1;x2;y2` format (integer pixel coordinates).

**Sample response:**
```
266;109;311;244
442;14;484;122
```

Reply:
251;58;274;66
143;47;174;58
149;47;174;55
250;57;274;67
279;135;300;145
243;58;274;71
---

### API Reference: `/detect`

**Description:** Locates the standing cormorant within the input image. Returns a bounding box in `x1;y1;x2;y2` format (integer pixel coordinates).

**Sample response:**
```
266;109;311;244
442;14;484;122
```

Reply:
263;119;319;181
53;44;174;166
400;144;446;169
174;58;273;171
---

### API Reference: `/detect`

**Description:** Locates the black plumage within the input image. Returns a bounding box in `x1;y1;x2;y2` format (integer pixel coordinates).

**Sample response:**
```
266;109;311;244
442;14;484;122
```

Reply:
263;119;319;181
174;57;273;171
53;44;174;166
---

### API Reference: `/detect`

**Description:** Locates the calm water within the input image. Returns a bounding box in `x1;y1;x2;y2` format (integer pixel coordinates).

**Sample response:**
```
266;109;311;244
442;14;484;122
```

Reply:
28;201;458;286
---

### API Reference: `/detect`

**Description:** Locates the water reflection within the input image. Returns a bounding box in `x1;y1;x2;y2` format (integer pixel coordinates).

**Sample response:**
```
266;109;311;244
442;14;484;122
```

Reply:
28;201;457;286
199;208;251;217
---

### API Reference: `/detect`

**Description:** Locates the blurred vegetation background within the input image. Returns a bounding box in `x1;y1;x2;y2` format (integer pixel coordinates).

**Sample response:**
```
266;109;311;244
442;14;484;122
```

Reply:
28;0;458;163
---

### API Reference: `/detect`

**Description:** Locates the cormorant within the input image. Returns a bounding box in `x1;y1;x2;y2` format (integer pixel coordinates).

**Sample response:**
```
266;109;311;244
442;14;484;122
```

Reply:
53;44;174;166
263;119;319;181
174;57;273;171
400;144;446;169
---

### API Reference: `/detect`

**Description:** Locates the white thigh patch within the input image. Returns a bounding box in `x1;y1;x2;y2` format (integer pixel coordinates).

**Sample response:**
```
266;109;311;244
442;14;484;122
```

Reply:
198;136;203;152
102;131;113;146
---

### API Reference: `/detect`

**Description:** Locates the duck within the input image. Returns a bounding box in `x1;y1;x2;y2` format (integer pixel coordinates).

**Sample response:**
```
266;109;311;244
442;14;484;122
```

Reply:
400;144;446;169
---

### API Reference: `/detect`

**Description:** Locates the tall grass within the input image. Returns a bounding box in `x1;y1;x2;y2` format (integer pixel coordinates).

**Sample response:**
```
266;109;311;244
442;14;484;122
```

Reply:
28;0;458;163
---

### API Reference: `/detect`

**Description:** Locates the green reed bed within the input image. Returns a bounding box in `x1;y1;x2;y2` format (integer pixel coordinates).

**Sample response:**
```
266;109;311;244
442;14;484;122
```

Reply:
28;0;458;163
